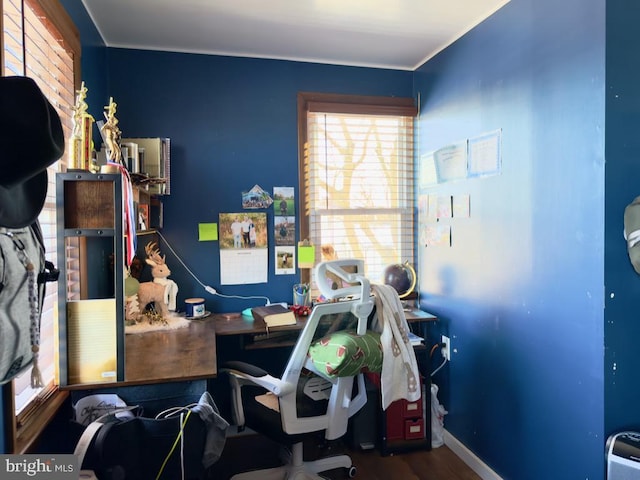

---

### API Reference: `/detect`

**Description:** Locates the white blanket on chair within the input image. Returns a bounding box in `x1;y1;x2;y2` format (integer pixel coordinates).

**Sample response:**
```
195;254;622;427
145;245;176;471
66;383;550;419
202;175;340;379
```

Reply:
371;284;421;410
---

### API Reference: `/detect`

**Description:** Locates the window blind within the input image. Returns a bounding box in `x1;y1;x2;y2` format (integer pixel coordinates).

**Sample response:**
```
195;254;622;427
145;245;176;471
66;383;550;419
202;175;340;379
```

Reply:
305;108;415;287
2;0;77;448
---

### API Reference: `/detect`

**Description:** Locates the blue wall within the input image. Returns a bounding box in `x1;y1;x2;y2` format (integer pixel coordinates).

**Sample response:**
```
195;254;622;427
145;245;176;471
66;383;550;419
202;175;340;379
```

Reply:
415;0;606;478
59;0;109;132
604;1;640;434
103;48;413;313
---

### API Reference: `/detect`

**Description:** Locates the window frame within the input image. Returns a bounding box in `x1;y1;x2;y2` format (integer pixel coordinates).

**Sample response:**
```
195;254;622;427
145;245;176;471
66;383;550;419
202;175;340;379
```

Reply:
1;0;80;453
297;92;417;285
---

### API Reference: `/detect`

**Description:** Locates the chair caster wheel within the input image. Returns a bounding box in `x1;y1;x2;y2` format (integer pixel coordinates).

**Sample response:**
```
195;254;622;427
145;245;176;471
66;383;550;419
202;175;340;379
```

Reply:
348;465;357;477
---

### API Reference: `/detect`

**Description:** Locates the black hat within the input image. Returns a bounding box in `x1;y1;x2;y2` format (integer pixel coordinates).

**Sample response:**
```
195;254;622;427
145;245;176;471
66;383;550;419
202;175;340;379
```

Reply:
0;76;65;228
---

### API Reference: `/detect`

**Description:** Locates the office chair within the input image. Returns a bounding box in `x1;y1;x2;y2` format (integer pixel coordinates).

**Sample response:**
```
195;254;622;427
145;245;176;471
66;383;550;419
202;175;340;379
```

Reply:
223;259;377;479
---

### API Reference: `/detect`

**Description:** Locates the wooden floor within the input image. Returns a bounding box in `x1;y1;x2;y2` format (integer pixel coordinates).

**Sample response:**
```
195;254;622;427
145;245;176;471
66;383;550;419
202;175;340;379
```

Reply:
209;433;482;480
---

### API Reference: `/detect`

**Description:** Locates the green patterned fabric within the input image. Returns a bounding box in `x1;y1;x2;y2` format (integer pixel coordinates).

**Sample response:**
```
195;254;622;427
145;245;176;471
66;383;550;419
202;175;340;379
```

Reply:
307;330;383;377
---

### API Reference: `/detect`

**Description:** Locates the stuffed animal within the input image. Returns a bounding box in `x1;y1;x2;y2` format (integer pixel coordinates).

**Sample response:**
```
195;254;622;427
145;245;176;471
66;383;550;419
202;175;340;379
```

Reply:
145;242;179;311
135;242;176;318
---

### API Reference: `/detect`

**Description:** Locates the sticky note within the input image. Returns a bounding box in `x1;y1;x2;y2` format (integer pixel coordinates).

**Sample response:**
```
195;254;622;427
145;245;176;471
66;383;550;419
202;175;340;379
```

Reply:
198;223;218;241
297;243;315;268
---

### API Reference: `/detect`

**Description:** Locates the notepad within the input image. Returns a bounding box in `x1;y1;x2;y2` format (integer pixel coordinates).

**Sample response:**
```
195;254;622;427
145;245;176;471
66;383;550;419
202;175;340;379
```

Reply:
251;304;296;328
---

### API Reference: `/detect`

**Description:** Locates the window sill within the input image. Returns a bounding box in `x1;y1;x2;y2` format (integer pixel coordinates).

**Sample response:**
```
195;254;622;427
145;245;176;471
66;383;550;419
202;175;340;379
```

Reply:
14;388;69;454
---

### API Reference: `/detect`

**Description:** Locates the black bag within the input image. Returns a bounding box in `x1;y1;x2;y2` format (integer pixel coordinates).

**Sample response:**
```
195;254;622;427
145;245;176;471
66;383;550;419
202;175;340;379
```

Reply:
75;392;229;480
0;77;63;385
0;222;58;385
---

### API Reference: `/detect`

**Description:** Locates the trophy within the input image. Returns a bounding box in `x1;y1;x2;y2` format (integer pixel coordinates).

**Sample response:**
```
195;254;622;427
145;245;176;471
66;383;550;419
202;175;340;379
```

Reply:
101;96;122;165
69;82;95;171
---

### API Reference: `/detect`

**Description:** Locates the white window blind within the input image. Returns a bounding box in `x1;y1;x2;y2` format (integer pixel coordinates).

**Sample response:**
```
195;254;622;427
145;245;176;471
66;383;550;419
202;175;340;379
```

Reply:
2;0;78;451
305;107;415;287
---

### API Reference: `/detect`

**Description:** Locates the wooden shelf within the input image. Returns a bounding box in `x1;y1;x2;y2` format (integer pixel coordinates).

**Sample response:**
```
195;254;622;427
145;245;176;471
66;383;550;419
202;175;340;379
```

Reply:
57;152;171;391
135;229;158;236
57;173;125;387
62;176;117;229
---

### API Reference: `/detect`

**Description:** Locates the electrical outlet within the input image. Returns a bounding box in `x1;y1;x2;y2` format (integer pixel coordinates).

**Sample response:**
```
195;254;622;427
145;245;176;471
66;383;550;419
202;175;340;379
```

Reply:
441;335;451;361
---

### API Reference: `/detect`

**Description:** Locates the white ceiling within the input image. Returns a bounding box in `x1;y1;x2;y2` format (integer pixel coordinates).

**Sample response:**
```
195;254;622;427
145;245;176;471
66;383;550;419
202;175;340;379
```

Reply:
80;0;510;71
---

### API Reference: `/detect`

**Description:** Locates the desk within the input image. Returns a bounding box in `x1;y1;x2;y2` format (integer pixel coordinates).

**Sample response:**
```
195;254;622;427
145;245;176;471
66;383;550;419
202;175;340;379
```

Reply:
214;307;438;453
215;308;436;351
214;311;306;349
214;308;435;339
214;312;305;336
124;316;217;385
61;316;218;390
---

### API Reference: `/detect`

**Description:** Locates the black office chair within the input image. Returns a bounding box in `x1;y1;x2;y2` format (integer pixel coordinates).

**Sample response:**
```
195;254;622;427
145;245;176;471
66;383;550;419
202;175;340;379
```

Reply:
222;259;378;479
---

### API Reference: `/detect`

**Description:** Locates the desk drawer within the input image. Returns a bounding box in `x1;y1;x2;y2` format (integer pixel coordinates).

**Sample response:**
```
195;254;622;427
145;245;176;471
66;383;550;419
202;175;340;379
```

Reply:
402;398;423;418
405;418;425;440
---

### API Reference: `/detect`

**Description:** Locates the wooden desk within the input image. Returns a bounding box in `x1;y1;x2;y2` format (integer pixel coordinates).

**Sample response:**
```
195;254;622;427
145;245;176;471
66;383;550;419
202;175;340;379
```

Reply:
216;308;435;334
62;316;218;390
214;308;436;350
61;316;218;390
405;308;437;322
125;316;217;384
214;312;305;336
214;311;305;350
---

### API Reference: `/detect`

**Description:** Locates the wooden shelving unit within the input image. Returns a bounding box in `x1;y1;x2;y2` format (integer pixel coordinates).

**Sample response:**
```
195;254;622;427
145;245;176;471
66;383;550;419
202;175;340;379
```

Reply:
56;172;125;387
56;171;216;389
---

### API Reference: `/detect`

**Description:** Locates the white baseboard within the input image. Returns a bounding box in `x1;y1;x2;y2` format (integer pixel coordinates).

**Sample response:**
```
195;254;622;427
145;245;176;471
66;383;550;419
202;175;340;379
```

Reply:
443;430;502;480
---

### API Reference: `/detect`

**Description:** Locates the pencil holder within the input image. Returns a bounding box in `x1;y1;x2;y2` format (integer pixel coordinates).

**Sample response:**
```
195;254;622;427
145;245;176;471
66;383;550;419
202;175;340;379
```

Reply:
293;283;310;307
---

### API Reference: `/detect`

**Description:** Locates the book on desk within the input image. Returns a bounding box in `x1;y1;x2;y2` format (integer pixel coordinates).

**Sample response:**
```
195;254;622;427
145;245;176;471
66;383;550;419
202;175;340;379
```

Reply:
251;304;296;329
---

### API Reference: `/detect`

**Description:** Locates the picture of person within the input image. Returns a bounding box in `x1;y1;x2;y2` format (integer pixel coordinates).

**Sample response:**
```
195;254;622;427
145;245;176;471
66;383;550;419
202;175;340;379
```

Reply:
241;184;273;209
279;221;288;240
273;186;295;217
231;216;243;248
274;216;295;246
249;219;256;247
138;204;149;231
242;215;251;247
219;213;268;250
275;246;295;274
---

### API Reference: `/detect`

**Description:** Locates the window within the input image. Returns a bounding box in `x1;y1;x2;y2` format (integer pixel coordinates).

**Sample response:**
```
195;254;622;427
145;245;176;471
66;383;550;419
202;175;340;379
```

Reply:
298;93;417;289
2;0;79;452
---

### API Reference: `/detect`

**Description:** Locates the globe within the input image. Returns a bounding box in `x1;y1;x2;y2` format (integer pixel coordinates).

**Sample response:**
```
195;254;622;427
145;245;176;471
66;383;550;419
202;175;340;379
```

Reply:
383;262;417;298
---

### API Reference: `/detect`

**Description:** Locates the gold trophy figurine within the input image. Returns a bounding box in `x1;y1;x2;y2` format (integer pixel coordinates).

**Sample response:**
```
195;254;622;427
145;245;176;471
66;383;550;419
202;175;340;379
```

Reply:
69;82;94;170
101;96;122;165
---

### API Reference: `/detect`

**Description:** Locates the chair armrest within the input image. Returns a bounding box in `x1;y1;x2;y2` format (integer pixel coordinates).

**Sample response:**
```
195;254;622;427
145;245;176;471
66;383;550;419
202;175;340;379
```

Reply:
223;360;268;378
222;361;295;429
221;361;293;396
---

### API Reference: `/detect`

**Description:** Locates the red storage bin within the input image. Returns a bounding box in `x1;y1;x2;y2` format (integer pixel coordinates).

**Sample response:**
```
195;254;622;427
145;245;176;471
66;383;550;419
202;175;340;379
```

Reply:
366;371;429;449
385;400;404;441
404;418;425;440
402;398;423;418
